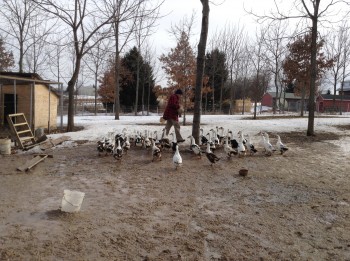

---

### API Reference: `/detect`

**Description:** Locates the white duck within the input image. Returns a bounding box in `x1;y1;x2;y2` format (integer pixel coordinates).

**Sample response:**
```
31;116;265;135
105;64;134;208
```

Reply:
237;131;246;157
276;135;289;155
173;144;182;170
260;132;276;156
188;135;202;158
224;135;238;158
205;142;220;166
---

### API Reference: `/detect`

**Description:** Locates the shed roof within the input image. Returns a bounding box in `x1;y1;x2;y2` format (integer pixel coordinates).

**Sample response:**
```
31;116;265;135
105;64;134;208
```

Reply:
0;71;61;85
318;94;350;101
266;92;302;99
0;71;61;97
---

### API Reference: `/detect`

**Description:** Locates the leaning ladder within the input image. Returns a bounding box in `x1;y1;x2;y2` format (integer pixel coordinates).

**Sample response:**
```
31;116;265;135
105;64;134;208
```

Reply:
6;113;36;149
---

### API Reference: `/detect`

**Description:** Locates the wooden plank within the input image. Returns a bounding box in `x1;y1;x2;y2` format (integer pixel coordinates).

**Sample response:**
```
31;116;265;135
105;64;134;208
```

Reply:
33;153;53;158
51;136;70;146
17;155;48;172
39;136;70;150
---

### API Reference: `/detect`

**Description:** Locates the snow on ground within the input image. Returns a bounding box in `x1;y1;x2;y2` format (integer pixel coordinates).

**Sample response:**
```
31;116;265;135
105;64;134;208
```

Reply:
47;113;350;148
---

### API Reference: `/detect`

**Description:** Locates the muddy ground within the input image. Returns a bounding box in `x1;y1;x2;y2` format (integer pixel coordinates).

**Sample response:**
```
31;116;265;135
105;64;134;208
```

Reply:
0;132;350;261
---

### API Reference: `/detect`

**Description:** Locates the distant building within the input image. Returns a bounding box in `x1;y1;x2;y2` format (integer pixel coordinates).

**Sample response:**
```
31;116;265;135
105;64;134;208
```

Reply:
261;92;305;111
316;93;350;113
337;80;350;96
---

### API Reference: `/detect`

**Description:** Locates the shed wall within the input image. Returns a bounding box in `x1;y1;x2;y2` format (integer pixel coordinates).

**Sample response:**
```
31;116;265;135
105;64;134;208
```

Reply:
34;84;58;129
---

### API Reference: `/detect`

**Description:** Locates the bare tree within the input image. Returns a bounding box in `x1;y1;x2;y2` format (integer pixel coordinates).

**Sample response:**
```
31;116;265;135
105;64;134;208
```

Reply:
0;0;42;72
324;22;350;113
248;0;350;135
84;38;113;115
102;0;162;120
33;0;117;131
249;26;270;119
192;0;209;143
24;14;55;74
262;19;290;114
133;1;160;116
224;24;245;115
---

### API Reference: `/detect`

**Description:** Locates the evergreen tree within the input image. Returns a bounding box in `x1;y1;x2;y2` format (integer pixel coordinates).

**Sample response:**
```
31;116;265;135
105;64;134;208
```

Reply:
121;47;157;110
204;48;228;109
0;38;14;71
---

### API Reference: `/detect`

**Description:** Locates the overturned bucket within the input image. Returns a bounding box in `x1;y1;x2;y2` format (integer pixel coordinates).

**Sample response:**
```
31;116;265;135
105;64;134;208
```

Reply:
0;138;11;155
61;189;85;213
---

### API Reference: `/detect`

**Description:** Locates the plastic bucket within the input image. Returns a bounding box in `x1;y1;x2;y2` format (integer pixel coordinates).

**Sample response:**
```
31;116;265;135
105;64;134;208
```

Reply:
0;138;11;155
61;190;85;213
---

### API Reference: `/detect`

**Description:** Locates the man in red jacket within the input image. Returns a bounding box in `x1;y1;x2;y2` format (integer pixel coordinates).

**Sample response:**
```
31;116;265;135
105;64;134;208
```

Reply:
163;89;185;143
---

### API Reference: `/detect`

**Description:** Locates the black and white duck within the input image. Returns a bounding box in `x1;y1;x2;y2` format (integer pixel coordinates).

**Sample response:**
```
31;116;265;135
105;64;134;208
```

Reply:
276;135;289;155
188;135;202;158
205;142;220;166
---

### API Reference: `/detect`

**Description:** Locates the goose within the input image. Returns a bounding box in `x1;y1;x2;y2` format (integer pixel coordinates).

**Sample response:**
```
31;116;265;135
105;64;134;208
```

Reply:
205;142;220;166
113;138;123;160
260;132;276;156
151;138;162;161
173;144;182;170
276;135;289;155
188;135;202;158
246;134;258;155
237;131;246;157
224;135;238;158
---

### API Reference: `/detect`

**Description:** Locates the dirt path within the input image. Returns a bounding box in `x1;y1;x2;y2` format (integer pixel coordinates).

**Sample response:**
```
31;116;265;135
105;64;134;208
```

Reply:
0;133;350;260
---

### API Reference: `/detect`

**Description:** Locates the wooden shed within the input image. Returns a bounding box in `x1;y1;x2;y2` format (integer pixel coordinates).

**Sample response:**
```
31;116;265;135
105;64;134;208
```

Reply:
0;72;61;132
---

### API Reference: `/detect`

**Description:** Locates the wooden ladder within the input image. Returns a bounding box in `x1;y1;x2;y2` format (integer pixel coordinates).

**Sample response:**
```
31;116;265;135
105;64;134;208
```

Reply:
6;113;36;149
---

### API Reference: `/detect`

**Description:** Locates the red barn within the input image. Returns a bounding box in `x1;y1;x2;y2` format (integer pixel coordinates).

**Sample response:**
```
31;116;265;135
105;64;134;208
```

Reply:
316;94;350;113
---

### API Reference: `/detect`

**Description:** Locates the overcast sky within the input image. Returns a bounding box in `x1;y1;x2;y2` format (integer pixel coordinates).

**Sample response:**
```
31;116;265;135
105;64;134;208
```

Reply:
151;0;285;86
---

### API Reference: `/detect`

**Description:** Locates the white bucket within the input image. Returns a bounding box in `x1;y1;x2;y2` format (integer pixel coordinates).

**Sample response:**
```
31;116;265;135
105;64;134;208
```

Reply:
0;138;11;155
61;190;85;213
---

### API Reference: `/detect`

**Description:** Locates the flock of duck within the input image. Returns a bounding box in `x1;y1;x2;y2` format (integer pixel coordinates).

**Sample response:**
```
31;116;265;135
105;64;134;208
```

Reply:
96;126;289;170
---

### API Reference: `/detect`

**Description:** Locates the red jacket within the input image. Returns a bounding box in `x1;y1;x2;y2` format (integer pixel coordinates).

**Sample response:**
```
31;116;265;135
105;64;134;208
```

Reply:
163;94;180;121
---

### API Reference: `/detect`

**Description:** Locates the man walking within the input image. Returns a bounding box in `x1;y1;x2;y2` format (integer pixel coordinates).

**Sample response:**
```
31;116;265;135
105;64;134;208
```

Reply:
163;89;185;143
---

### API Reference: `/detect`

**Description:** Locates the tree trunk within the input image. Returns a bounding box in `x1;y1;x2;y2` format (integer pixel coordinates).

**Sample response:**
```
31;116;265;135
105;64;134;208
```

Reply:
307;8;319;136
300;83;306;117
135;51;140;115
219;76;224;113
114;21;120;120
67;56;82;131
192;0;209;144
